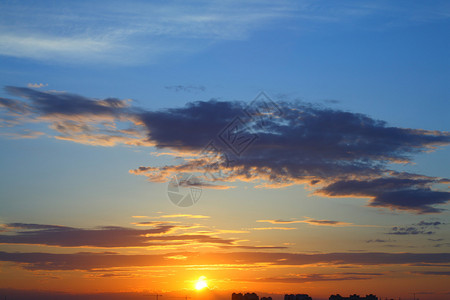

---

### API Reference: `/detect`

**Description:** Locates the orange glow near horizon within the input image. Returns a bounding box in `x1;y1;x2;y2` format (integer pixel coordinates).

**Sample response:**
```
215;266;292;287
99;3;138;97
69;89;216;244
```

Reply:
195;276;208;290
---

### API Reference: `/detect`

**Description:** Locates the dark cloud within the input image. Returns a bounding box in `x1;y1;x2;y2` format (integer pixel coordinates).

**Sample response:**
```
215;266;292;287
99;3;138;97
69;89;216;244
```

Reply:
0;223;234;248
218;245;288;250
0;86;149;146
408;262;450;267
134;100;450;213
4;223;68;230
139;100;243;150
433;243;450;248
4;86;130;117
370;189;449;214
165;85;206;93
133;99;450;163
323;99;340;104
386;220;443;235
366;239;393;243
0;97;31;114
412;271;450;276
1;86;449;213
0;250;448;271
417;221;442;226
388;227;434;235
318;176;450;214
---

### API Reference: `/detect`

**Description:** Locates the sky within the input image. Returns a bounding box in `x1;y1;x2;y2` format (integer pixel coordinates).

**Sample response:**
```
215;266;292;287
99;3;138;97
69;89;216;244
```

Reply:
0;1;449;299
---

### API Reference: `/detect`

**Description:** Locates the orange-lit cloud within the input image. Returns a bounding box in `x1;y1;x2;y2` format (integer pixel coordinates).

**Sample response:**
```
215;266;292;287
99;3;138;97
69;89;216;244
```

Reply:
27;83;48;88
0;129;44;139
256;218;365;227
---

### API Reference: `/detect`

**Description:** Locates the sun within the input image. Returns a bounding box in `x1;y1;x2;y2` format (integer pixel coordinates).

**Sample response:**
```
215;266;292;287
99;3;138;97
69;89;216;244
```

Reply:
195;276;208;290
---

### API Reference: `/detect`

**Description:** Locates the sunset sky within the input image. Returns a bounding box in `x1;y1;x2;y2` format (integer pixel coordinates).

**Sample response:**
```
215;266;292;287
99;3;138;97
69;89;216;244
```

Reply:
0;1;449;300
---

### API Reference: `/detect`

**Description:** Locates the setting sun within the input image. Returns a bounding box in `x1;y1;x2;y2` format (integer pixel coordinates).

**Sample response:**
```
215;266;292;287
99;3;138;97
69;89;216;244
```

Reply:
195;276;208;290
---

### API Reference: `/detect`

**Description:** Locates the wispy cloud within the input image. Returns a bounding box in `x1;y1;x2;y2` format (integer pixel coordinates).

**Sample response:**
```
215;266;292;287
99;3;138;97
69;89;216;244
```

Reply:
0;1;297;64
366;239;395;243
386;221;444;235
0;129;44;139
412;271;450;276
252;227;297;231
165;85;206;93
257;219;303;224
1;1;448;64
256;218;358;227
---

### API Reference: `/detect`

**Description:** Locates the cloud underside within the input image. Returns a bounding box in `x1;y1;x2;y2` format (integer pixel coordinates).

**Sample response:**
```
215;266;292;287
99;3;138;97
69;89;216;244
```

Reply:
0;250;448;271
1;86;449;213
0;223;238;248
0;222;287;251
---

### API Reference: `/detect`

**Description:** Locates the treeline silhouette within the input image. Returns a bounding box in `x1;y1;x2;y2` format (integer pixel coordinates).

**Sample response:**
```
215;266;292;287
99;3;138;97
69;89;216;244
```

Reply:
232;292;378;300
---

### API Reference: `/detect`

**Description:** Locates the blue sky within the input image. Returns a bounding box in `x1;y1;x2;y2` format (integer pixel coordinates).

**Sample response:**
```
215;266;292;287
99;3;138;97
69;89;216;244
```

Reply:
0;1;449;299
1;1;449;127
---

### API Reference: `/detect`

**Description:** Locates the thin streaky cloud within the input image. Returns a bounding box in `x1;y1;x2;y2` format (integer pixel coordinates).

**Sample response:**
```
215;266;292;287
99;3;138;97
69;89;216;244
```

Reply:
257;218;380;227
218;245;288;250
366;239;395;243
159;214;211;219
412;271;450;276
257;219;303;224
165;85;206;93
0;250;449;271
0;129;45;139
252;227;297;231
0;1;297;64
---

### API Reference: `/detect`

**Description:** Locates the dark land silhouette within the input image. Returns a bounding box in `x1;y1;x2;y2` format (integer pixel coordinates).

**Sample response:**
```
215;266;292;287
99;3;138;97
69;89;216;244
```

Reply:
232;293;379;300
